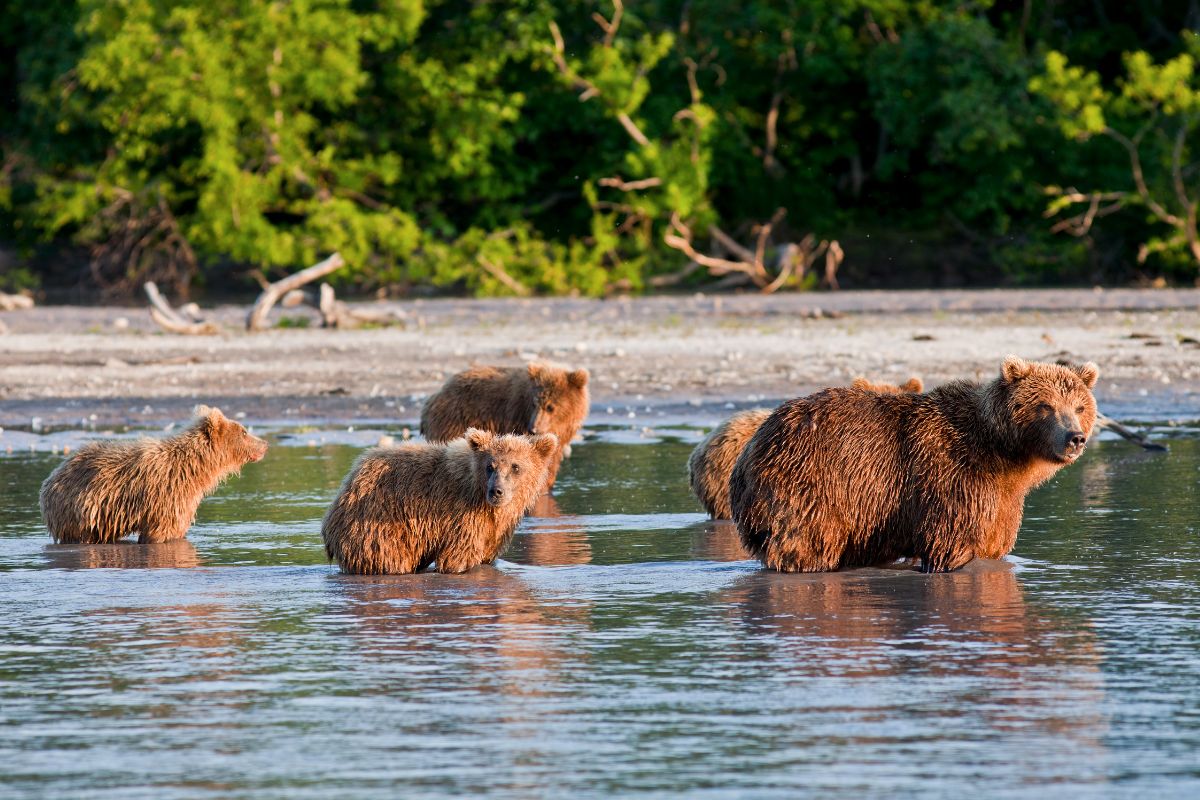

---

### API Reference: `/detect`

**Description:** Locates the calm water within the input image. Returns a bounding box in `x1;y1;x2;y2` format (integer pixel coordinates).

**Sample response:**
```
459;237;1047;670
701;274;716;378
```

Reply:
1;432;1199;799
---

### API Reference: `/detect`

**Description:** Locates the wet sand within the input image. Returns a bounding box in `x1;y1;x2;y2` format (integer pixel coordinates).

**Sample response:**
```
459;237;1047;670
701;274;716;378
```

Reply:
1;288;1198;430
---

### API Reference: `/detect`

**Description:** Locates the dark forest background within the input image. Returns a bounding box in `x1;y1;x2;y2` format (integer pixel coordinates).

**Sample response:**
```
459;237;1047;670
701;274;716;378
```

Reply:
3;1;1200;299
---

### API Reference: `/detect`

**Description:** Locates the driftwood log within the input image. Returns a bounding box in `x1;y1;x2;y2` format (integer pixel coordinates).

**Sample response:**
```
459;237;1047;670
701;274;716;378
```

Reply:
281;282;406;329
0;291;34;311
247;253;345;332
1097;413;1169;452
144;282;219;335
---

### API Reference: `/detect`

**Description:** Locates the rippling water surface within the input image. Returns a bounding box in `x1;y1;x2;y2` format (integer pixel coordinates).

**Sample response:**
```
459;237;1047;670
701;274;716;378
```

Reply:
1;433;1198;798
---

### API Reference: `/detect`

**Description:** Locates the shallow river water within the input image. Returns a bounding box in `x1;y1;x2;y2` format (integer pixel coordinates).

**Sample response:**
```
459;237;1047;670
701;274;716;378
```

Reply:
1;432;1198;799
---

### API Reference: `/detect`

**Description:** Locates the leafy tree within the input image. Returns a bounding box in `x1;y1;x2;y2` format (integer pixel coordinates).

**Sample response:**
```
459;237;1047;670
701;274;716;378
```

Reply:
1032;35;1200;273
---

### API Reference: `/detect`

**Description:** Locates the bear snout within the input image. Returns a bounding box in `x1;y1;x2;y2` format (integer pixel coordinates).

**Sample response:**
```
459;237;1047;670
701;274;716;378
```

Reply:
247;437;269;462
1060;430;1088;460
486;485;506;506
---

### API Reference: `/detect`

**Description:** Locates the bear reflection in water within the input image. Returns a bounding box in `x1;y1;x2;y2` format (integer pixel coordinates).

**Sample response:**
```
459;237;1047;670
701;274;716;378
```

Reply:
504;494;593;566
332;567;588;703
688;519;752;562
44;539;203;569
722;559;1104;738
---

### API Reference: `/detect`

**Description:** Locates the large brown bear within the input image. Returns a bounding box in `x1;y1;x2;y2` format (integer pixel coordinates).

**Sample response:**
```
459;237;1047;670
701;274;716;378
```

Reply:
420;362;589;490
729;357;1099;572
689;377;924;520
322;429;557;574
40;406;268;544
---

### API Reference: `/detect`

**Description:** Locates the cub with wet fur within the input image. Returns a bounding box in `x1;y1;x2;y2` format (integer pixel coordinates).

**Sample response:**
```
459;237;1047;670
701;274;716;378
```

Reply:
40;406;268;544
322;429;557;575
419;362;588;489
729;357;1099;572
689;377;923;520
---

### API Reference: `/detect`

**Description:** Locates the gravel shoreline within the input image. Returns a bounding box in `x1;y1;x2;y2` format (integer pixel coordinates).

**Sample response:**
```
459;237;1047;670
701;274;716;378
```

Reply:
2;289;1198;433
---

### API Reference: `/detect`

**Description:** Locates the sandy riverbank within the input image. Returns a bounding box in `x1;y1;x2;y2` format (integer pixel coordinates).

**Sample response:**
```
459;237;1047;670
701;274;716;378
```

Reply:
1;288;1198;433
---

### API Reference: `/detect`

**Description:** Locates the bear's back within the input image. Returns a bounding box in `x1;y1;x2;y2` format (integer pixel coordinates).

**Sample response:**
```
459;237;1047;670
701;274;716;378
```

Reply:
420;367;532;442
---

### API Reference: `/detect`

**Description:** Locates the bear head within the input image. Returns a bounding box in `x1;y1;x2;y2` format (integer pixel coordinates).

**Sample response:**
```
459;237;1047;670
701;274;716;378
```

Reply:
466;428;558;508
526;362;590;447
995;356;1099;464
194;405;269;466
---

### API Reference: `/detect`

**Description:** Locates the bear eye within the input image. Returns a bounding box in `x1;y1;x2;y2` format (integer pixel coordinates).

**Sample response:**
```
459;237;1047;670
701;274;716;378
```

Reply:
1036;403;1053;414
545;404;555;413
1075;405;1086;414
511;464;520;474
485;462;495;475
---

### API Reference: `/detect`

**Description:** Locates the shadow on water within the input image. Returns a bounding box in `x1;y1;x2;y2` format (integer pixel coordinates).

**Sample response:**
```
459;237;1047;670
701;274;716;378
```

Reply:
0;434;1198;796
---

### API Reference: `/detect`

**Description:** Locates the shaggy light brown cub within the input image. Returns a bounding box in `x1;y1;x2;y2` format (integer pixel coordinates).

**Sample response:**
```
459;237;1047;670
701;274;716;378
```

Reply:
688;377;924;519
40;406;268;544
322;429;557;575
419;362;588;489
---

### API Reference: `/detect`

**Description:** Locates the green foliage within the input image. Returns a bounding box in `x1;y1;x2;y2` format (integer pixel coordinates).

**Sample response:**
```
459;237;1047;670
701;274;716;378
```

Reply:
2;0;1198;295
1031;34;1200;272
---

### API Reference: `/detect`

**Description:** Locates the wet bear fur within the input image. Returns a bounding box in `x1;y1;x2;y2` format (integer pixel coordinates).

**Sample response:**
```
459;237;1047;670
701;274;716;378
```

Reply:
729;357;1099;572
322;429;557;574
420;362;588;489
40;406;267;543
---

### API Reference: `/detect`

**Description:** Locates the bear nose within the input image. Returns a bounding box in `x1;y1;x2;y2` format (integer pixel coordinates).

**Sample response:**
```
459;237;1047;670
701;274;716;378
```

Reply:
1068;432;1086;449
490;487;504;499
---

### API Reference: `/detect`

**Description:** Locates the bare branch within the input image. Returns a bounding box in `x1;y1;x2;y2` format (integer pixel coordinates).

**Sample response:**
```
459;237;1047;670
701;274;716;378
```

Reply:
1096;413;1168;452
547;18;649;147
246;252;346;332
478;256;532;296
1103;126;1182;227
824;240;844;290
616;113;650;146
598;176;663;192
592;0;623;47
144;282;219;335
549;21;601;101
708;225;757;263
0;291;34;312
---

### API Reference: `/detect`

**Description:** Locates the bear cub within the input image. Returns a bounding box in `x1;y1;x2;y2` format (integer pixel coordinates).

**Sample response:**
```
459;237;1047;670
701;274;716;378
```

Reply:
322;429;557;575
729;357;1098;572
40;405;268;544
420;362;588;490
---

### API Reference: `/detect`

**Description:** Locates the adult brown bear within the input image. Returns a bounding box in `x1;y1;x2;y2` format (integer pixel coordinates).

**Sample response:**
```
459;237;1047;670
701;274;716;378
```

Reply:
729;357;1099;573
689;377;924;520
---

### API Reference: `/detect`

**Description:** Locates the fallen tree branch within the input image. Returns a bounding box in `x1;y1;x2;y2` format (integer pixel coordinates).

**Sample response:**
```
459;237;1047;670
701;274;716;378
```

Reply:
283;282;406;329
663;211;843;293
1096;413;1168;452
246;252;345;332
144;282;219;335
0;291;34;311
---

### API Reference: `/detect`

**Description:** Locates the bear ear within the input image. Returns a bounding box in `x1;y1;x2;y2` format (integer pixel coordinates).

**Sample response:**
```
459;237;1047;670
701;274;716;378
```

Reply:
1075;361;1100;389
1001;355;1032;383
527;362;546;380
568;368;589;388
531;433;558;461
901;377;924;393
193;405;226;428
465;428;493;451
850;376;871;390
